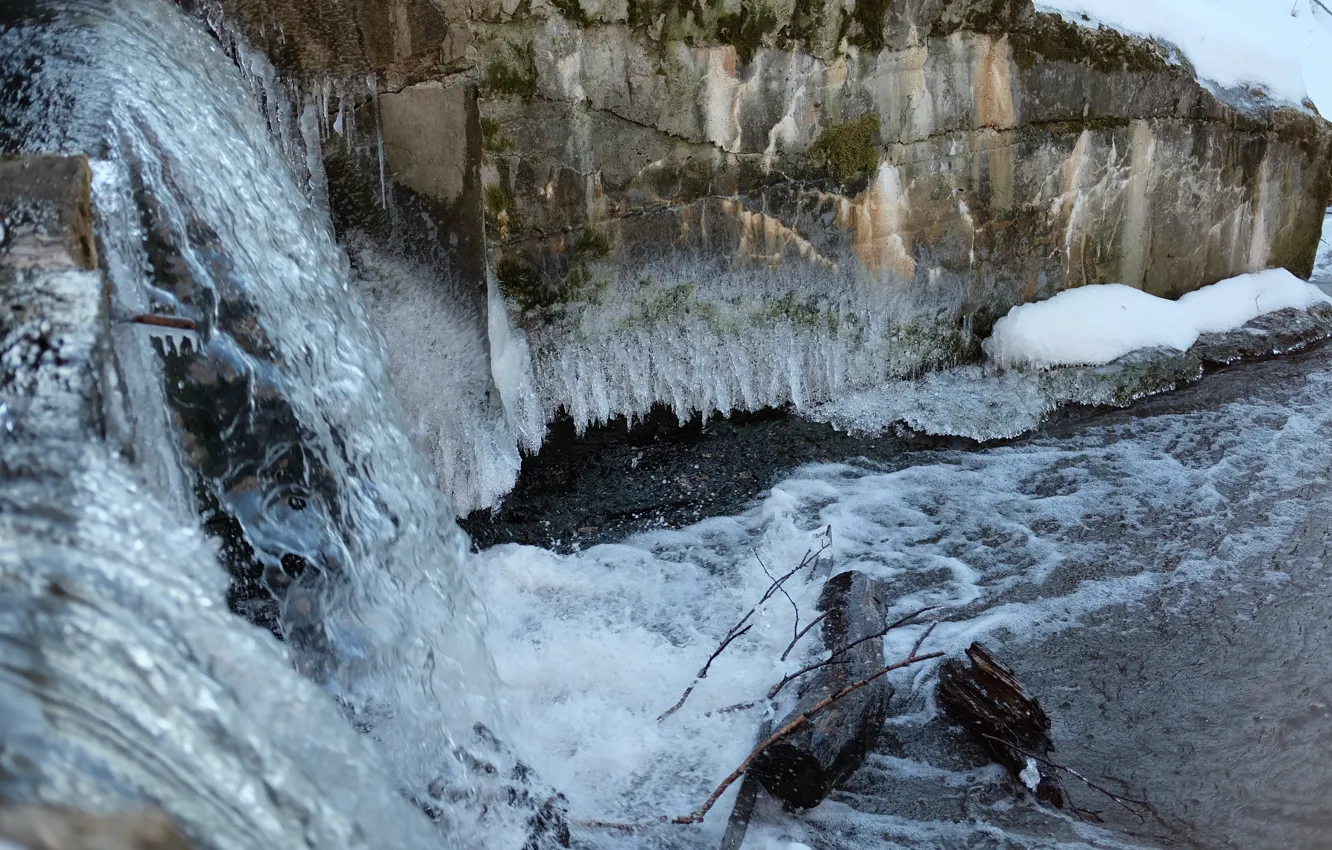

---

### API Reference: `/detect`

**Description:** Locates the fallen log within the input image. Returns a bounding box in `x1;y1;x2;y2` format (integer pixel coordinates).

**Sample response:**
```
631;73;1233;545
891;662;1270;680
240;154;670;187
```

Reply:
748;570;893;810
936;642;1063;806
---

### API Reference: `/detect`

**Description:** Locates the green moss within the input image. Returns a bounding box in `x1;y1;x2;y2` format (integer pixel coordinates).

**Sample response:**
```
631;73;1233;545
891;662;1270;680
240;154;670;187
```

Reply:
482;45;539;101
574;226;611;259
484;184;519;239
551;0;594;26
494;229;617;314
1010;15;1169;74
761;292;822;327
632;281;724;326
716;2;779;63
495;257;550;310
930;0;1026;38
887;321;978;375
809;114;881;186
843;0;890;51
627;0;707;40
776;0;821;52
480;117;515;154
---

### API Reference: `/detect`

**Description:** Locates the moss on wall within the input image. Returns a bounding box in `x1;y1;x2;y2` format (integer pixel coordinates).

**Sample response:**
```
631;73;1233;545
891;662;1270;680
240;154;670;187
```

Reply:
716;2;780;62
480;117;515;153
1010;15;1170;74
481;44;538;100
484;183;519;238
809;114;881;185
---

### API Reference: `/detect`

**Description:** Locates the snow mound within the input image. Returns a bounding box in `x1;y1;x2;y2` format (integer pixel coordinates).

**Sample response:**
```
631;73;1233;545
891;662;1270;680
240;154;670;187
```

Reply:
1037;0;1332;115
984;269;1332;369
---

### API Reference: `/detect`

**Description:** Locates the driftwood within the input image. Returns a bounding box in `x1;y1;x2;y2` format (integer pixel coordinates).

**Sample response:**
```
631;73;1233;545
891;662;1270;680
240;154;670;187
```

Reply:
936;642;1063;806
748;570;893;810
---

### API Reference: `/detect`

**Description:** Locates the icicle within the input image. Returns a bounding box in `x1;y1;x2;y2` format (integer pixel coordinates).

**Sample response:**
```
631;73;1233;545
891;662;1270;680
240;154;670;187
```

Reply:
368;74;387;208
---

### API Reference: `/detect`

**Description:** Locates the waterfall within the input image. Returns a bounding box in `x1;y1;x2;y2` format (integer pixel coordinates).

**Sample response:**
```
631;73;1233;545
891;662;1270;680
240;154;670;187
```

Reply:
0;1;541;846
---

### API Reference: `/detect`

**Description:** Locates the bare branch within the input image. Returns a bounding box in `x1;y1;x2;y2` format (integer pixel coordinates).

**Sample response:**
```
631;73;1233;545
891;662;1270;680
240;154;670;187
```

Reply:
659;534;831;721
781;612;826;662
767;606;939;700
674;648;945;824
909;618;940;660
979;732;1152;822
704;701;757;717
754;548;801;648
658;624;753;722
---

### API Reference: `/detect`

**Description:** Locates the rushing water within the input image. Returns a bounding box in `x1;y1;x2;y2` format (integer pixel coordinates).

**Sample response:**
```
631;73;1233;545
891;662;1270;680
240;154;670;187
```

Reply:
0;1;544;846
477;340;1332;850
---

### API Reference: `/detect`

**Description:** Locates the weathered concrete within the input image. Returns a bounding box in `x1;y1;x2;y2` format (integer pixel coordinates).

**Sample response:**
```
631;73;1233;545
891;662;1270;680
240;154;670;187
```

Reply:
0;156;99;273
0;155;109;444
0;806;190;850
203;0;1332;437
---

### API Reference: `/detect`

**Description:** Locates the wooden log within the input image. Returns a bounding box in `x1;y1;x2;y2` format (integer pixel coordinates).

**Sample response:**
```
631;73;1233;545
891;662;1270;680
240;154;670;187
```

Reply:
748;570;893;810
936;642;1064;806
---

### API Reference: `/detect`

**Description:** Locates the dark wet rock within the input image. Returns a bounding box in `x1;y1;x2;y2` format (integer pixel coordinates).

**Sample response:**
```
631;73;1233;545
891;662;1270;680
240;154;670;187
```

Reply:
1195;303;1332;365
410;724;571;850
0;806;190;850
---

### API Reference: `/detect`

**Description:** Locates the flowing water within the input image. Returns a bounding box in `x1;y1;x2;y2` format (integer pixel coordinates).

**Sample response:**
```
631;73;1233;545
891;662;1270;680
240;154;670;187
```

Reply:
0;1;537;847
3;2;1332;849
477;339;1332;850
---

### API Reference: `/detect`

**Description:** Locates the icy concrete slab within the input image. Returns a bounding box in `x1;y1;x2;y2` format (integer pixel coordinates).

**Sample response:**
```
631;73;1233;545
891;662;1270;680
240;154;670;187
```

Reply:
0;155;109;442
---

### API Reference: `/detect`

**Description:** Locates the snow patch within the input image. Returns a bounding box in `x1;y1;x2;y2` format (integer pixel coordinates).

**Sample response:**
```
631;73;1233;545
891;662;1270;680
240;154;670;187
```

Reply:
1019;758;1042;791
983;269;1332;369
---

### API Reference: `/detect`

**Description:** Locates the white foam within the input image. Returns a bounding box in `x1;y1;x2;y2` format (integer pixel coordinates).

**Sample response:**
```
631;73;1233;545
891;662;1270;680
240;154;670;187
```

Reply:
477;367;1332;847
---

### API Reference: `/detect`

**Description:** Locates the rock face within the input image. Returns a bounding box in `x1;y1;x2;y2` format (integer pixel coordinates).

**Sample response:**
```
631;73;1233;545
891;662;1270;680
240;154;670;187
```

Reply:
203;0;1332;434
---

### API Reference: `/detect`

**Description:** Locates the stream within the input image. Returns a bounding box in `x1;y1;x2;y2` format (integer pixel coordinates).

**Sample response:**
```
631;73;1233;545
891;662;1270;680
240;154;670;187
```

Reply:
2;2;1331;849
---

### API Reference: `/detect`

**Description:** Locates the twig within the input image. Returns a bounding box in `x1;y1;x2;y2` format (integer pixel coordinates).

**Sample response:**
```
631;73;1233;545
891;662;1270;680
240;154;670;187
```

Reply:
659;534;831;722
754;548;801;648
767;606;939;700
128;313;197;330
780;612;826;662
657;624;753;722
979;732;1151;822
705;701;756;717
909;618;939;659
580;818;667;831
673;649;945;824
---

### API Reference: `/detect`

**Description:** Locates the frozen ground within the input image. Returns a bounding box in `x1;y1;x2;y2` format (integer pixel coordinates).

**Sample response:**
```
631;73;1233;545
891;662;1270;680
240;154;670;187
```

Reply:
477;341;1332;850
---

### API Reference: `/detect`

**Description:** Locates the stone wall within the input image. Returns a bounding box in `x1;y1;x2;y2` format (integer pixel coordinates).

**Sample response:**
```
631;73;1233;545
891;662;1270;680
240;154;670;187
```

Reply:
202;0;1332;428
